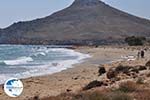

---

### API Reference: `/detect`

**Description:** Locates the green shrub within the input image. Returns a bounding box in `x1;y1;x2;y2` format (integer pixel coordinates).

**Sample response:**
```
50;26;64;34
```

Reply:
147;39;150;45
125;36;146;46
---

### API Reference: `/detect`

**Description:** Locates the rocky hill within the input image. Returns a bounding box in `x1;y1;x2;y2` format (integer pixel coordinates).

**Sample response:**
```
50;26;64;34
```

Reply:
0;0;150;45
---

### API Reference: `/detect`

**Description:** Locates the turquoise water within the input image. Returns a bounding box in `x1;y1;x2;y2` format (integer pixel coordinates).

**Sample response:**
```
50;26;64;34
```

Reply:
0;45;89;84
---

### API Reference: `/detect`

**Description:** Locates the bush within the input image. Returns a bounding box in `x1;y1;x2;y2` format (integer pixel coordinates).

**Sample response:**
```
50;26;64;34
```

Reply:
41;90;133;100
136;77;144;84
147;39;150;45
98;66;106;76
73;91;109;100
134;89;150;100
73;91;133;100
42;93;74;100
115;65;130;74
108;92;133;100
125;36;146;46
83;80;104;90
106;68;118;79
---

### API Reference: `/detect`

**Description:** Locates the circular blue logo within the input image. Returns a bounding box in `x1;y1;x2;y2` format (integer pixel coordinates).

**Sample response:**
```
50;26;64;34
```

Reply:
4;78;23;97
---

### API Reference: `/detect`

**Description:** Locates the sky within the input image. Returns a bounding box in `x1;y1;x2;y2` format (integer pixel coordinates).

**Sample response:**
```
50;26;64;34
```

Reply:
0;0;150;28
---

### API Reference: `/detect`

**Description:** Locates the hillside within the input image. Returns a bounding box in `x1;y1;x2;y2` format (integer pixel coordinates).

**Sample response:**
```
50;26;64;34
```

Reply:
0;0;150;45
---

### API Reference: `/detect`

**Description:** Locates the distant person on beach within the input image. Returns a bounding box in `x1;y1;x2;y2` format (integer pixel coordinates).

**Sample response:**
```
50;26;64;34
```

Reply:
141;50;145;58
137;51;140;59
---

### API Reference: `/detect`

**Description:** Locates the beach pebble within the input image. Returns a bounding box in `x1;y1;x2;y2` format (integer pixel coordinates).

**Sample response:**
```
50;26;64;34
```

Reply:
66;89;72;92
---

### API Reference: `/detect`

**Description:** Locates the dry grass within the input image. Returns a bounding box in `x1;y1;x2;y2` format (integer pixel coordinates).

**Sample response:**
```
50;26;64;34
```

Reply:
116;81;139;93
134;89;150;100
72;91;109;100
136;77;144;84
41;93;74;100
108;92;133;100
34;81;150;100
41;91;133;100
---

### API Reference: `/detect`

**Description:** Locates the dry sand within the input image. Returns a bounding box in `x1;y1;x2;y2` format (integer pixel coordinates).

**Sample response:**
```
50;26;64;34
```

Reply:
0;46;149;100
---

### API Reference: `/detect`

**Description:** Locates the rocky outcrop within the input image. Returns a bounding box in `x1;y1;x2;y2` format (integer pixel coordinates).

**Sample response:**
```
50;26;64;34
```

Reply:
83;80;106;90
106;64;148;83
98;66;106;76
106;68;118;79
146;60;150;68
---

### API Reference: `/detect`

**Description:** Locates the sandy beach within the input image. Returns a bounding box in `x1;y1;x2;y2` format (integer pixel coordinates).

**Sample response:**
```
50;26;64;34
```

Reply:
0;46;149;100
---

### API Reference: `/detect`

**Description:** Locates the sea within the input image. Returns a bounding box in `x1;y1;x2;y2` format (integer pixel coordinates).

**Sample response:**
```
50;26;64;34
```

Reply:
0;45;90;84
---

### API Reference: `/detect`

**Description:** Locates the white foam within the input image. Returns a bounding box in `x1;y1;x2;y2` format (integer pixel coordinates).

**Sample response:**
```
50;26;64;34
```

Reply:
39;52;46;56
3;56;33;66
33;52;46;56
0;48;90;84
121;55;136;61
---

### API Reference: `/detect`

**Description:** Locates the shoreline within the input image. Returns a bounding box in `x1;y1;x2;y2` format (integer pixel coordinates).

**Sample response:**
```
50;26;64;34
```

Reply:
0;47;90;85
0;46;149;100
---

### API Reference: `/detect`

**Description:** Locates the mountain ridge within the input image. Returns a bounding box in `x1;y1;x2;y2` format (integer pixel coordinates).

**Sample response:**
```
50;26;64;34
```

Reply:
0;0;150;45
